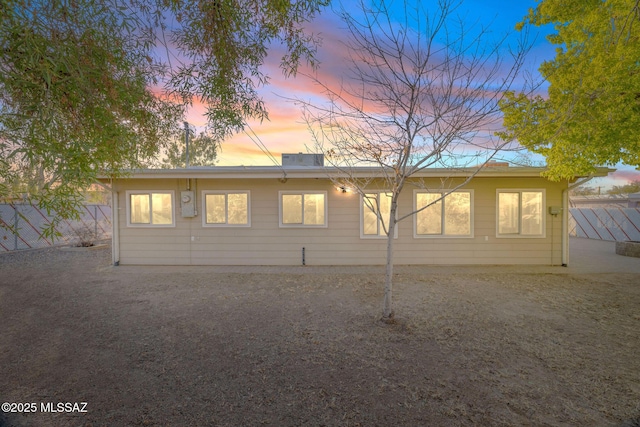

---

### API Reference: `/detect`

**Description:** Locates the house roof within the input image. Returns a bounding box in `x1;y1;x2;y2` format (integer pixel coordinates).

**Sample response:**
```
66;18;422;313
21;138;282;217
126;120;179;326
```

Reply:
99;165;614;181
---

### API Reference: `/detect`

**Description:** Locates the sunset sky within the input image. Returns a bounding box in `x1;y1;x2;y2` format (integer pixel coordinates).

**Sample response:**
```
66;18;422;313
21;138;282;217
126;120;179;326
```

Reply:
184;0;639;190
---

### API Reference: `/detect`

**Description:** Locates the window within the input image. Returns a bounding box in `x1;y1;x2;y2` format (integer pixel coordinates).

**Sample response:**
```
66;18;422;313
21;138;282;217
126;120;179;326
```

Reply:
203;191;250;226
497;190;544;237
415;191;472;237
279;191;327;227
127;191;174;226
361;192;395;238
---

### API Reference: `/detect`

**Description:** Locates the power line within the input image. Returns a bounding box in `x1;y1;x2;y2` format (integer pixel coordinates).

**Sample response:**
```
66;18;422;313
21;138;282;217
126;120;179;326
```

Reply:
243;123;287;180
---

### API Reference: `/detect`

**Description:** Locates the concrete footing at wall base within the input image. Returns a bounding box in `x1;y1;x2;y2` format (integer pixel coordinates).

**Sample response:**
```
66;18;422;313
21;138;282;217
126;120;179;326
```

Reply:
615;241;640;258
59;243;109;252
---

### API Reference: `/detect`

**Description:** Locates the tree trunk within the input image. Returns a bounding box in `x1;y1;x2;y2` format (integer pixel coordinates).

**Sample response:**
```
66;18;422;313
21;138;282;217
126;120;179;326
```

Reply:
382;206;396;322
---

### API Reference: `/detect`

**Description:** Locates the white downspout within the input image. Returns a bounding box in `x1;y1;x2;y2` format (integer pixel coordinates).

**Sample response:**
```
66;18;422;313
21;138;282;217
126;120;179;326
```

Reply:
111;189;120;266
563;176;597;266
561;186;569;266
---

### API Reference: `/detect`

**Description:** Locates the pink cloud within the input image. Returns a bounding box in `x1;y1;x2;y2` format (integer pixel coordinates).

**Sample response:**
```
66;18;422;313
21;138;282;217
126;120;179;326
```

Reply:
176;4;636;194
609;168;640;184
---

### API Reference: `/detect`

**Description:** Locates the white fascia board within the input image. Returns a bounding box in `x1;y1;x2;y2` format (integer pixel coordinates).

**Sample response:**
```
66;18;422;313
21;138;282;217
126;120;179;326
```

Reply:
98;166;614;181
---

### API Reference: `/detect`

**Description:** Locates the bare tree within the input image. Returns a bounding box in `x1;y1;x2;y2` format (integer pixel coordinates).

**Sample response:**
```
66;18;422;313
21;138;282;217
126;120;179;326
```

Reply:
300;0;535;321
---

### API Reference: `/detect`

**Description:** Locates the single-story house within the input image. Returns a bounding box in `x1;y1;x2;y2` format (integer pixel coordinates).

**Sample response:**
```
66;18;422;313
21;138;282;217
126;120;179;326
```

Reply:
100;161;611;266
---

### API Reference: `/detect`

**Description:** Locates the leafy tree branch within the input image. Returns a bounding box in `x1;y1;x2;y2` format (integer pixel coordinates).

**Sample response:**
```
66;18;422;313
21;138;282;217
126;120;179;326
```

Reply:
500;0;640;180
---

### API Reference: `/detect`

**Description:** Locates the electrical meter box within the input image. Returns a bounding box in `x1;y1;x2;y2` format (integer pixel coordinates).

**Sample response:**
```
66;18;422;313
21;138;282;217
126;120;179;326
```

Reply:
548;206;561;216
181;191;196;217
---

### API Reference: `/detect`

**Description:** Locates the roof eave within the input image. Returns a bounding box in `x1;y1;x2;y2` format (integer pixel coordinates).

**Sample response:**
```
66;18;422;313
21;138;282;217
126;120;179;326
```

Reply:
97;166;615;181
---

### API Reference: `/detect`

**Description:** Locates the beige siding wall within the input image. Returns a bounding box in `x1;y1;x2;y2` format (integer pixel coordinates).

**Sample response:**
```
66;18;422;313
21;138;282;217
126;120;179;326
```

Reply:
113;176;567;266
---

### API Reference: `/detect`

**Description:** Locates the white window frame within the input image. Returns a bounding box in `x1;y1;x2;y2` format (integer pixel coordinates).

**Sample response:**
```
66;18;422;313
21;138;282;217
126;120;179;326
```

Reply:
413;190;474;238
125;190;175;227
278;191;328;228
496;189;546;238
360;191;398;239
202;191;251;227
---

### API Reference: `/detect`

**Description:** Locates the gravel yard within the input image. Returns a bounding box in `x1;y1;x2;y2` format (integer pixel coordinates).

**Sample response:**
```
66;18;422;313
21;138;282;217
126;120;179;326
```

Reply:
1;242;639;426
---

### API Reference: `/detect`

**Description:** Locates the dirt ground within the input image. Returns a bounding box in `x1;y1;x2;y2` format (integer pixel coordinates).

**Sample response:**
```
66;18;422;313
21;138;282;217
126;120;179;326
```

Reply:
1;244;639;427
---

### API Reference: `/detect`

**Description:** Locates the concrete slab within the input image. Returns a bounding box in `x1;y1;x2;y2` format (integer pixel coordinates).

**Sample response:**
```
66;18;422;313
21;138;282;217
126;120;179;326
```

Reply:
567;237;640;274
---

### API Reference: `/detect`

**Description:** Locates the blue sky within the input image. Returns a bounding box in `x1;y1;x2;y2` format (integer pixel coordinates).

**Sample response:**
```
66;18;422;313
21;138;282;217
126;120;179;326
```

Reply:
185;0;638;189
